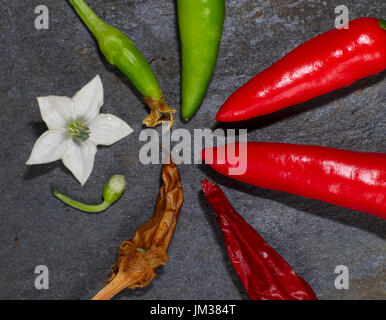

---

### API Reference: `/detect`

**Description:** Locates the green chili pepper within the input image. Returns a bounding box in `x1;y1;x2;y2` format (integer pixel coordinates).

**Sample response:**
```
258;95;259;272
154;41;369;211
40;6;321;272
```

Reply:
379;19;386;30
177;0;225;121
52;175;126;213
68;0;175;129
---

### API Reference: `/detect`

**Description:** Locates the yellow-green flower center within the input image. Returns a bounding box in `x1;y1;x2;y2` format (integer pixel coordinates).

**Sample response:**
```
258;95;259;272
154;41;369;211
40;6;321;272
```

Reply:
68;120;90;142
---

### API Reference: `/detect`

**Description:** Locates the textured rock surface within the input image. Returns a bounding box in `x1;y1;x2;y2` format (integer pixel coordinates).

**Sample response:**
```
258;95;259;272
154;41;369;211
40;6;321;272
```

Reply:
0;0;384;300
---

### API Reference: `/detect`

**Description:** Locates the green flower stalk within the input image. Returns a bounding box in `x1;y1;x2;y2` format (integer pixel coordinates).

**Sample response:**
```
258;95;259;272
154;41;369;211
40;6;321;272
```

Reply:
52;175;126;213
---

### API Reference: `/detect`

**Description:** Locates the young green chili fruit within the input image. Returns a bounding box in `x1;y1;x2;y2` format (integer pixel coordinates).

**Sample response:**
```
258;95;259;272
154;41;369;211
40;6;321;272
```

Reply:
52;175;126;213
177;0;225;121
68;0;175;129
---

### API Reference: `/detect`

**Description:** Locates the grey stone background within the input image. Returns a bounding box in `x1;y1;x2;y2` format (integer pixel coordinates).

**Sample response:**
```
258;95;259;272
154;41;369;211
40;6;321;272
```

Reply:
0;0;385;300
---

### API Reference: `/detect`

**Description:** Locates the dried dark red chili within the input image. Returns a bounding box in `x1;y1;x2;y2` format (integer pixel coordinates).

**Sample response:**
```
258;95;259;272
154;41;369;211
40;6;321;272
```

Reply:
202;179;317;300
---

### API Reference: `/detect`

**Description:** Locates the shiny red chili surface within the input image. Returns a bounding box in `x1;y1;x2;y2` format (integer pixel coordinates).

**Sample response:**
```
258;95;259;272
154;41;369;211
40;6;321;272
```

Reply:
216;17;386;122
202;143;386;219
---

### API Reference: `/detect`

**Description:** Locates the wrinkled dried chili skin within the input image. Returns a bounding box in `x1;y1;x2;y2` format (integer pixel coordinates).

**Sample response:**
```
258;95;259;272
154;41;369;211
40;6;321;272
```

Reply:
92;162;183;300
202;179;317;300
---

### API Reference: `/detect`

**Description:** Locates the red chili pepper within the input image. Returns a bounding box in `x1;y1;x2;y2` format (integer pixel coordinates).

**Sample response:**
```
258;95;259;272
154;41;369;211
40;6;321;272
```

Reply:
201;179;317;300
216;17;386;122
202;142;386;219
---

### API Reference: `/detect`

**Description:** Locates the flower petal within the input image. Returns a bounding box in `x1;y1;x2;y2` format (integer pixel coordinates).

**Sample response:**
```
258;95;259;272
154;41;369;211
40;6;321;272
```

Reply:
72;75;103;123
26;130;69;164
62;139;97;185
37;96;73;129
89;114;133;146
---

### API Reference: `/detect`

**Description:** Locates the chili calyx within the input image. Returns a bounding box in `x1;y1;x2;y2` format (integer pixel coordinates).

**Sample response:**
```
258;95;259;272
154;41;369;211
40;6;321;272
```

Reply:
379;19;386;30
92;160;183;300
202;179;317;300
52;175;126;213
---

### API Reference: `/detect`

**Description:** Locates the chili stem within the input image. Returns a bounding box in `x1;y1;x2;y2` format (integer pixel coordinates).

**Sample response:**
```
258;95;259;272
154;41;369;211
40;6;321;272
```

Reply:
68;0;106;39
52;187;110;213
379;19;386;30
92;273;136;300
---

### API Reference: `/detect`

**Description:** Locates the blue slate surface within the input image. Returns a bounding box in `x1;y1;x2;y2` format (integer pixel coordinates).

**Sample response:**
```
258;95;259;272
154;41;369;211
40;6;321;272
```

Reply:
0;0;384;299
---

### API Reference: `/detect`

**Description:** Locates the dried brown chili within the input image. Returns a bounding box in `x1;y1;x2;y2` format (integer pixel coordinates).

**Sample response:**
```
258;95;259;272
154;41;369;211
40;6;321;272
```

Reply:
92;161;183;300
202;179;317;300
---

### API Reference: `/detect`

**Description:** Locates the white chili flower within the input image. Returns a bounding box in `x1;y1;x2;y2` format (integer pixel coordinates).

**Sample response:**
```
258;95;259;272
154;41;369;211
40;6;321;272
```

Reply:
26;75;133;185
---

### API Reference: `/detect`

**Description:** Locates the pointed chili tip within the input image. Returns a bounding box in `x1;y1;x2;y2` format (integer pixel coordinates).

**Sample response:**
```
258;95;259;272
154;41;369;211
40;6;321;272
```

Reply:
216;100;251;122
201;179;210;197
201;178;211;190
215;106;230;122
201;178;218;197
